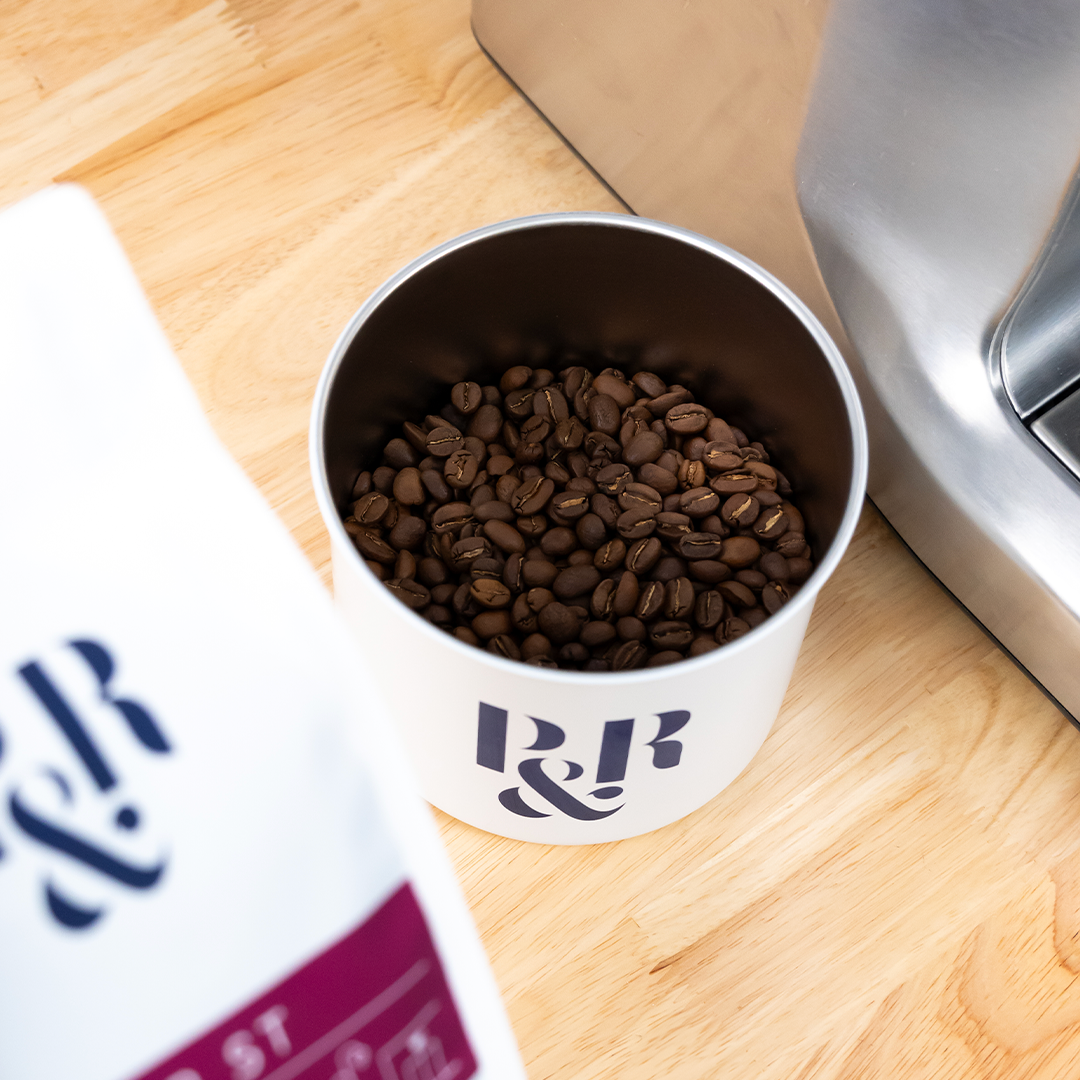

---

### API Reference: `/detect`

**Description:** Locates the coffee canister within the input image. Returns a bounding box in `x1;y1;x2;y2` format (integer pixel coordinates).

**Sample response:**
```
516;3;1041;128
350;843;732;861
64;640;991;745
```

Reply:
310;212;867;845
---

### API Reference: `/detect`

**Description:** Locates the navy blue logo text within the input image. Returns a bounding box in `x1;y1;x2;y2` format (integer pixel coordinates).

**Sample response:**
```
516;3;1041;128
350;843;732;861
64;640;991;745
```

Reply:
476;703;689;820
0;639;171;930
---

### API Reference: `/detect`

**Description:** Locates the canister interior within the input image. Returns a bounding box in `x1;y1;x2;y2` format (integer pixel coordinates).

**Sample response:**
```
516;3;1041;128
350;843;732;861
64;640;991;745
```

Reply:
319;218;859;560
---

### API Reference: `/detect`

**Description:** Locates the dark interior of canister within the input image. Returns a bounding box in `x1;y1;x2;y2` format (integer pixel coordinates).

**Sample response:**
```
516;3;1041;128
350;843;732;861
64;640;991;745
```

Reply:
319;220;857;557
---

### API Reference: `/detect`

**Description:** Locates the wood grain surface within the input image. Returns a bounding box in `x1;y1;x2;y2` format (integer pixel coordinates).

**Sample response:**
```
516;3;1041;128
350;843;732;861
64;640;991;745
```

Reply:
7;3;1080;1077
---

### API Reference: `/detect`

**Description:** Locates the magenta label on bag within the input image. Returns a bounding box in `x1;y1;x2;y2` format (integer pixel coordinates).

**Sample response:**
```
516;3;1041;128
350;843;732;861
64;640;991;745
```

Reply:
132;883;477;1080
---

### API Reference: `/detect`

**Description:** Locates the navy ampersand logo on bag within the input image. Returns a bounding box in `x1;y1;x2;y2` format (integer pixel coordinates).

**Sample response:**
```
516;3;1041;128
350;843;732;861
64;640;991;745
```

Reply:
476;702;689;820
0;639;171;930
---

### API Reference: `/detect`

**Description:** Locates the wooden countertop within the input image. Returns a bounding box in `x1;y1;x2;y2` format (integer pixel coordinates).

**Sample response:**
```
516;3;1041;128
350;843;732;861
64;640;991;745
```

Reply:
8;2;1080;1077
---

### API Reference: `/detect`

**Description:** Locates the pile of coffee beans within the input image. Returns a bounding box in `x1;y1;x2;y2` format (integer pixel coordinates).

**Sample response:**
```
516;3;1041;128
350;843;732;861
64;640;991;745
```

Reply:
342;364;813;670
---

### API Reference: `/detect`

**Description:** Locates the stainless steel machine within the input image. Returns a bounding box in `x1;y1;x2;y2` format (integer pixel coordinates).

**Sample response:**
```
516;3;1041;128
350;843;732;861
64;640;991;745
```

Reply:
472;0;1080;721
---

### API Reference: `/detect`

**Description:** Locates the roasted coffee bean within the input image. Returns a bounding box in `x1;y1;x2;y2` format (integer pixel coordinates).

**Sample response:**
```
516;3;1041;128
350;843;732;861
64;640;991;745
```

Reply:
425;426;463;458
511;594;538;632
720;536;761;568
484;519;526;554
521;558;559;588
443;450;478;490
619;536;659;574
592;372;637;408
611;640;648;671
623;430;664;466
753;506;789;540
677;459;707;490
450;536;492;570
762;581;791;614
537;602;582;644
351;470;373;498
632;371;667;397
565;475;597;495
590;492;619;530
389;515;426;551
580;620;617;649
655;512;692;542
649;621;693;650
431;501;474;534
549;490;590;521
651;556;688;582
384;578;429;610
758;551;790;581
552;416;586;451
502;552;524;592
372;466;396;494
521;633;553;660
638;461;679;495
553;564;601;600
636;580;665;620
677;532;723;560
710;471;759;495
512;475;554;515
702;443;742;472
596;462;632;495
467;404;504;443
616;507;657;540
450;381;482;415
421;469;452;502
715;617;751;644
520;415;551;444
735;569;767;590
476;499;515;525
612;571;640;616
664;577;694;619
590;578;617;621
616;615;646;641
576;513;608;550
562;366;591;399
487;634;521;660
587;393;621;435
787;556;813;583
679;487;720;518
533;386;569;422
418;557;450;588
559;642;590;664
355;532;396;565
773;499;801;532
746;461;778;490
486;453;515;476
695;591;726;629
721;493;760;528
689;559;731;585
385;438;420;470
470;578;512;609
665;402;711;433
701;514;727;537
354;491;390;525
593;538;627;572
618;482;663;515
775;531;807;557
540;526;577;558
646;388;693;417
517;514;548;539
718;580;757;608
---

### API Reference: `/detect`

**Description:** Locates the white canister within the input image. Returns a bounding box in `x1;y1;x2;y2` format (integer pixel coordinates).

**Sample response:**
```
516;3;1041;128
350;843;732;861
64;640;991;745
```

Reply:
311;212;867;844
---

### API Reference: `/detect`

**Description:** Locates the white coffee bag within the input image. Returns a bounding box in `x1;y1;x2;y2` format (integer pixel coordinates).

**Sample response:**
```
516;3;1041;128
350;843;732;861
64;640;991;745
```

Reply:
0;185;525;1080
